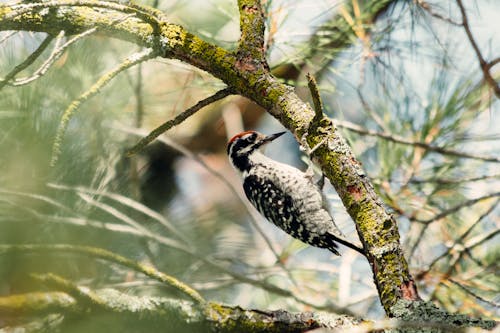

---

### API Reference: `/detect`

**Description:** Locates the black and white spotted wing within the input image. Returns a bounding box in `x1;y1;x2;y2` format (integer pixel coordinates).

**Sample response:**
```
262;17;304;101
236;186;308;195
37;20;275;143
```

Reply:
243;174;340;255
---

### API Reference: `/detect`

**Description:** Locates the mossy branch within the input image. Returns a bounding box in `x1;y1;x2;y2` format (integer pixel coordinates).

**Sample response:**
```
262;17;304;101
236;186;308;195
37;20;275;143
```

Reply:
237;0;266;61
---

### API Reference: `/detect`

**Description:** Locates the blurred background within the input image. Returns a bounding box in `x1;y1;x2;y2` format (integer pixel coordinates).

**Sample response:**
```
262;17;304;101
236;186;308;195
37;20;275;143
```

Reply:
0;0;498;325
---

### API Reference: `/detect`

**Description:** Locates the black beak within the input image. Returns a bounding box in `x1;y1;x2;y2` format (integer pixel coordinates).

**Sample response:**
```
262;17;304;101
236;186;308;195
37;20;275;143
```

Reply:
262;131;286;144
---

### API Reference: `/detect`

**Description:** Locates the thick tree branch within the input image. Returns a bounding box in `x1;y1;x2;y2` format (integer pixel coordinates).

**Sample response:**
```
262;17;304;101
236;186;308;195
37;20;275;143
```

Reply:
0;289;362;332
237;0;266;62
1;289;494;332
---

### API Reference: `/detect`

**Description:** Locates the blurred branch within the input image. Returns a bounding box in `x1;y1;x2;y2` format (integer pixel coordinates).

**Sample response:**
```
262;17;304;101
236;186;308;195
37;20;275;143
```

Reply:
336;120;500;163
3;182;347;313
413;191;500;224
416;199;498;278
47;183;191;245
0;244;205;304
33;273;110;311
10;30;79;86
415;0;461;26
126;88;233;156
0;288;360;332
448;279;500;308
408;194;499;259
410;174;500;185
0;34;54;89
0;31;17;44
51;48;156;166
456;0;500;98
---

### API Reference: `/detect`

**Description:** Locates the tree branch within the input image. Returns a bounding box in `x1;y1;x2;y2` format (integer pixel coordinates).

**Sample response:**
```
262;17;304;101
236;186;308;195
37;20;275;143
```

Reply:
456;0;500;98
0;244;205;304
0;289;362;332
0;34;54;89
126;88;233;156
237;0;266;61
51;48;156;166
336;120;500;163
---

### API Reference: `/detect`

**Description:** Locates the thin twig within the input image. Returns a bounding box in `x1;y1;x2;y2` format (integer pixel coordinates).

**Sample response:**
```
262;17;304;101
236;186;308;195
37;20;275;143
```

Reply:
456;0;500;98
0;244;205;305
416;0;462;26
306;73;323;121
126;88;233;156
0;31;18;45
417;199;498;277
51;48;156;166
8;31;68;86
408;193;499;259
448;279;499;308
410;173;500;185
47;183;191;246
336;120;500;163
413;191;500;224
0;34;54;89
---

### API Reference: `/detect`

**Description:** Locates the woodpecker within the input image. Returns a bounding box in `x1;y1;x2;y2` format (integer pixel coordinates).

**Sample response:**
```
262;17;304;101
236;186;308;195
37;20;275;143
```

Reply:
227;130;357;256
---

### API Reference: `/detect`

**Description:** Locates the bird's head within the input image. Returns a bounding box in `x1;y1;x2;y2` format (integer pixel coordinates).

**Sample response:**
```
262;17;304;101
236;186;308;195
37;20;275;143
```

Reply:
227;130;286;171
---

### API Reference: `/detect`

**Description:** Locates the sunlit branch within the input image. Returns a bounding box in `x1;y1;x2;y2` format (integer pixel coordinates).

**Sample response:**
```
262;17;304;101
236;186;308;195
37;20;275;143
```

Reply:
11;29;91;86
51;48;155;166
6;0;161;29
336;120;500;163
0;34;53;89
126;88;233;156
0;244;205;304
33;273;111;310
456;0;500;98
306;73;324;121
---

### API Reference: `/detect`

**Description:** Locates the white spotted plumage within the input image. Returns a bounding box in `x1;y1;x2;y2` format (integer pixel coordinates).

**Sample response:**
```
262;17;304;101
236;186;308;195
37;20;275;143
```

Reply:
227;130;343;255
